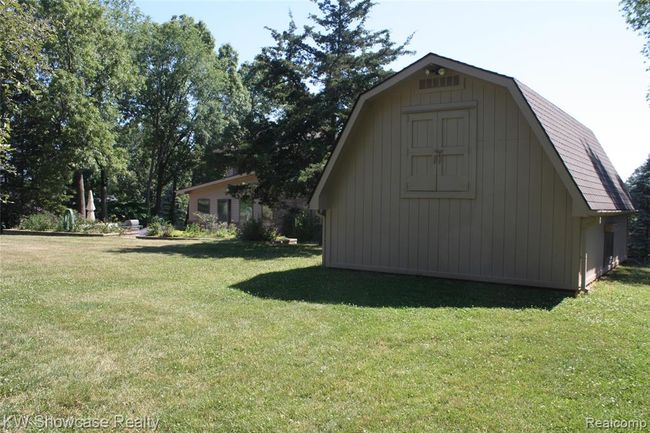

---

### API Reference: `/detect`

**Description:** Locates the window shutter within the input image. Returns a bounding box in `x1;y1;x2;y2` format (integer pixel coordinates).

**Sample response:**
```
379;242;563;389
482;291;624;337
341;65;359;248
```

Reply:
405;113;436;191
436;110;470;192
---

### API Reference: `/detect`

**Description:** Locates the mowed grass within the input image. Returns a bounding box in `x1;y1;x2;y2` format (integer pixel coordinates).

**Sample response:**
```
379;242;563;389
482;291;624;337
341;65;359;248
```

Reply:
0;236;648;433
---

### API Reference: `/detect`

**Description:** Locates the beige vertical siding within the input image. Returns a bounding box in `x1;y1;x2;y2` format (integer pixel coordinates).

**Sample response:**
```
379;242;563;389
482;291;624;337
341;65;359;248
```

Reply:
321;72;582;290
582;215;628;285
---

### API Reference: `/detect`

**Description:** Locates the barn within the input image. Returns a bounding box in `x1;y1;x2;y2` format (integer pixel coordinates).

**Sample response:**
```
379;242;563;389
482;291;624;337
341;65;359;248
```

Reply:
309;53;635;291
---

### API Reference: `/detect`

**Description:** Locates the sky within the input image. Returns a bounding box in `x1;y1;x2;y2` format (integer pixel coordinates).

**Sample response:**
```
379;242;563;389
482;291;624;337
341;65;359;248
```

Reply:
135;0;649;180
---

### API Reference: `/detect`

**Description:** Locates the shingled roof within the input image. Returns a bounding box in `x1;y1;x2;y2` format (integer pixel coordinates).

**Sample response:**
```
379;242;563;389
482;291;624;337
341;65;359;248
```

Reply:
515;81;634;212
310;53;635;214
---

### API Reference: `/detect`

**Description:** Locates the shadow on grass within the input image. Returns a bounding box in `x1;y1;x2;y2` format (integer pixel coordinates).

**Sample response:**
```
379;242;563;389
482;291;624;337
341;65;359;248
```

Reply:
231;266;573;309
602;264;650;287
113;239;322;260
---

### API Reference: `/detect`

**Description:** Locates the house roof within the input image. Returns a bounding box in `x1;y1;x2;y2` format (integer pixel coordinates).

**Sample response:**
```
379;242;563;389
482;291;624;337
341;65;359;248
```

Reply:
309;53;634;214
515;81;634;211
176;173;256;194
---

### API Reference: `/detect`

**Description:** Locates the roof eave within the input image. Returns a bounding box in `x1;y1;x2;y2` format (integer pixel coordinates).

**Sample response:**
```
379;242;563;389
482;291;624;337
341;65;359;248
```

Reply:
176;173;255;195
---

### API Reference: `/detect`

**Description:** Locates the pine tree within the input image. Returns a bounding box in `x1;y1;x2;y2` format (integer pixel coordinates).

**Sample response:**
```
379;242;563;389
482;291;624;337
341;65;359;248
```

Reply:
626;154;650;263
236;0;412;203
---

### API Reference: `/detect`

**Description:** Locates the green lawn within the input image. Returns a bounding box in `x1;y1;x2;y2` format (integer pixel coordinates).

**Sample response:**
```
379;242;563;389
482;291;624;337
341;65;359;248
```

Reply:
1;236;648;432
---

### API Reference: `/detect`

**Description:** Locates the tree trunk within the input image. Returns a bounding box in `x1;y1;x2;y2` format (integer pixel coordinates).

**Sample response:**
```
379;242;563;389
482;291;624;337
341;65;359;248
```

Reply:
100;168;108;221
153;178;164;216
145;154;155;217
153;158;167;216
169;176;177;225
75;170;85;217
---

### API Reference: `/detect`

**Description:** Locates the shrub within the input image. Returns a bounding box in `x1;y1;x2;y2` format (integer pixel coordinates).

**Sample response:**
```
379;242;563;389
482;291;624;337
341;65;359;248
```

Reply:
162;223;175;238
184;223;202;237
63;217;123;234
194;212;220;231
215;223;238;239
18;212;60;231
146;217;174;237
188;214;238;239
91;222;123;234
293;210;322;243
282;209;322;243
238;219;278;242
146;217;167;237
16;211;124;234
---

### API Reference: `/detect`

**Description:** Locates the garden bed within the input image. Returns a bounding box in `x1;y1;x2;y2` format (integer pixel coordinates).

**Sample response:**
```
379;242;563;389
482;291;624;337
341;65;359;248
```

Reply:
1;229;120;237
135;235;216;241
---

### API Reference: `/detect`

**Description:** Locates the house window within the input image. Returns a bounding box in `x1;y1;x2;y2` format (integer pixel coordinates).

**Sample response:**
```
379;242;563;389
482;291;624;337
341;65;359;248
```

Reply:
217;199;231;223
197;198;210;214
239;199;253;224
401;106;476;199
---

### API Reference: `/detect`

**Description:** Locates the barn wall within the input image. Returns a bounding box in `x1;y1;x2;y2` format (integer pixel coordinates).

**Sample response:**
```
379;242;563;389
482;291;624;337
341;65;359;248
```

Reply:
321;72;581;290
583;215;628;285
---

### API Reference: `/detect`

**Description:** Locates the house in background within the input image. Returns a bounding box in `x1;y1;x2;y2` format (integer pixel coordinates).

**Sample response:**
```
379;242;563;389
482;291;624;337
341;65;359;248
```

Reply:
177;173;265;225
310;53;635;292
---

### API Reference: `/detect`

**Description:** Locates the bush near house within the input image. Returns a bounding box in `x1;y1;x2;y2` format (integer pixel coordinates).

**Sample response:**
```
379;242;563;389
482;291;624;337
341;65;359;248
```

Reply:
18;211;60;231
17;211;123;234
282;208;322;243
146;215;238;239
238;218;278;242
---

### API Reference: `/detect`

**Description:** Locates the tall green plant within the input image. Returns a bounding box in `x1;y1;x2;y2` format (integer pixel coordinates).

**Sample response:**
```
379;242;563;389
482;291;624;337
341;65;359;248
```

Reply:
235;0;412;203
3;0;138;225
131;16;250;217
62;208;76;232
0;0;51;207
626;154;650;263
621;0;650;100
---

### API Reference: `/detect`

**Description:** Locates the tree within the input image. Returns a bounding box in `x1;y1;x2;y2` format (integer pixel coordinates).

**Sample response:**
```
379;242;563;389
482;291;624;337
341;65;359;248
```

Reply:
235;0;412;203
626;154;650;263
191;44;250;185
41;0;137;215
0;0;51;205
3;0;137;224
621;0;650;99
131;16;249;217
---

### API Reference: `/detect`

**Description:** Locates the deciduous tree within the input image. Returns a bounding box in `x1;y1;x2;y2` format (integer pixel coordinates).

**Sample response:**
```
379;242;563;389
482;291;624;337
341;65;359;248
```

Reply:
0;0;51;206
621;0;650;100
131;16;249;217
4;0;136;223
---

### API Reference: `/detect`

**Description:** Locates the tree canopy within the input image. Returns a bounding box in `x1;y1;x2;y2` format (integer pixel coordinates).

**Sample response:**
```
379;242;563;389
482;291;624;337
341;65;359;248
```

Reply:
128;15;249;218
626;154;650;263
1;0;249;226
621;0;650;99
1;0;413;227
233;0;412;203
0;0;51;203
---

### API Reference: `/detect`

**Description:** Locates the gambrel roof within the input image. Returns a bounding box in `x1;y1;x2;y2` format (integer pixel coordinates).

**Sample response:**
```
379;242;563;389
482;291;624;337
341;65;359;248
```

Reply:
516;81;634;211
309;53;634;214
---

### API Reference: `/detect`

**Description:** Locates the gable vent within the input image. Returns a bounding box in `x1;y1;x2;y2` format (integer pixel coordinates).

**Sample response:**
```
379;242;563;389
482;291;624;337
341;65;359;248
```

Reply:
419;75;461;90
